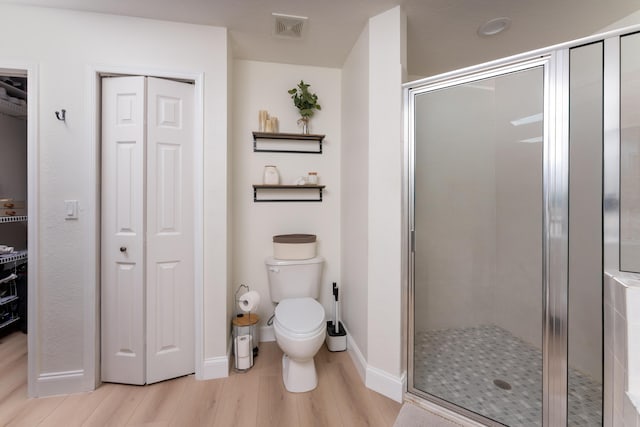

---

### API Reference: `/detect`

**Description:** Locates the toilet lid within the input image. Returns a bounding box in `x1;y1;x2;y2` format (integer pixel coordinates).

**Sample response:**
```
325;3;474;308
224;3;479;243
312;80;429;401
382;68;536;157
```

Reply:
275;297;325;334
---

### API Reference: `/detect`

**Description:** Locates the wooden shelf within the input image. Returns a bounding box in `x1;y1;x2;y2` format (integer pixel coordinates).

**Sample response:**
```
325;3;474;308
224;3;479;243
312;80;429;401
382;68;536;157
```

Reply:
253;185;326;202
252;131;325;154
232;313;259;326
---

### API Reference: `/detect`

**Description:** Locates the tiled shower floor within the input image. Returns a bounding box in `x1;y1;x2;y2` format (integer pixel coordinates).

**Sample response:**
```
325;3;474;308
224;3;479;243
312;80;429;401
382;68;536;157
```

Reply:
413;325;602;426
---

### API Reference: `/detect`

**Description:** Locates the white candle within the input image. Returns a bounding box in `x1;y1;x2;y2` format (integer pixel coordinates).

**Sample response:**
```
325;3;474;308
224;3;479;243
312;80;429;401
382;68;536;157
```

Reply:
258;110;268;131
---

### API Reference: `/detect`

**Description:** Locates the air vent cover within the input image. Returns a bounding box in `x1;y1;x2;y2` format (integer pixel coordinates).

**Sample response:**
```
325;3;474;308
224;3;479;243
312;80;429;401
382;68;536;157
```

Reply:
272;13;308;39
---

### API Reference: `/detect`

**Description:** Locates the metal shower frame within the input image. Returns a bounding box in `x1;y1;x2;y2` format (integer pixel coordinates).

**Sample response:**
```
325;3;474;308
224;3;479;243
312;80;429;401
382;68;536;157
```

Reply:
403;24;638;427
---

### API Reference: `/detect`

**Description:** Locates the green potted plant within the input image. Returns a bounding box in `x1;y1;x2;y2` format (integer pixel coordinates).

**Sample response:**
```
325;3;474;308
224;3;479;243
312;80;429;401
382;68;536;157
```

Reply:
288;80;321;134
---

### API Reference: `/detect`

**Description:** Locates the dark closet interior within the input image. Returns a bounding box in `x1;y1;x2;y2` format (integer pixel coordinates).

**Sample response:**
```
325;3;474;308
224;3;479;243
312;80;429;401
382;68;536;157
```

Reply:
0;74;27;336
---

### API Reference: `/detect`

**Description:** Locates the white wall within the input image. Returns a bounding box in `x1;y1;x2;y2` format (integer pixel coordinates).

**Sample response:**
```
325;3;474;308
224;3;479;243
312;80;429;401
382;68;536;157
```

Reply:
366;6;406;395
600;10;640;32
336;6;407;402
412;70;544;347
413;84;498;331
626;282;640;405
604;274;640;426
0;4;230;395
341;23;370;360
492;70;543;347
231;60;341;334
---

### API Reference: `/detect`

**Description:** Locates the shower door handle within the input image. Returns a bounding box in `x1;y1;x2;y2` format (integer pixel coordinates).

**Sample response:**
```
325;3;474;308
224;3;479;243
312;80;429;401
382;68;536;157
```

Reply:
410;229;415;253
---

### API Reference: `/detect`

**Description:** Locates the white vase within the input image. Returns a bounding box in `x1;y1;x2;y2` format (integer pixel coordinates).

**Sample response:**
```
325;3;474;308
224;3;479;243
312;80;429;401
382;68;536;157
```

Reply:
263;165;280;185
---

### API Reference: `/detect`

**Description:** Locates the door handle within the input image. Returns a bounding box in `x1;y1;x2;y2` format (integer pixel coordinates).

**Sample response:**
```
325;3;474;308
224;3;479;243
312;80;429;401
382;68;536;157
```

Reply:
120;247;127;253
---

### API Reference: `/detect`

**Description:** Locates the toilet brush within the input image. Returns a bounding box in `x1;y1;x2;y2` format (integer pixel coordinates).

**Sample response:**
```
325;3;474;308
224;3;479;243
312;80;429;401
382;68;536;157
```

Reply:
326;282;347;352
334;286;340;334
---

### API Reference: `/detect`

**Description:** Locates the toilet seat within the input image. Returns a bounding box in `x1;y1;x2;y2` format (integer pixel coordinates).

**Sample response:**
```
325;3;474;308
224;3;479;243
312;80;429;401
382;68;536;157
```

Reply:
275;297;325;337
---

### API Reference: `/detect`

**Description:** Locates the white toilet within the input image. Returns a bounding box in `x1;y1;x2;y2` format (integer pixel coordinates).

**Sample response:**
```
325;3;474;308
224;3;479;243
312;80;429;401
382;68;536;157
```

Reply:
265;256;325;392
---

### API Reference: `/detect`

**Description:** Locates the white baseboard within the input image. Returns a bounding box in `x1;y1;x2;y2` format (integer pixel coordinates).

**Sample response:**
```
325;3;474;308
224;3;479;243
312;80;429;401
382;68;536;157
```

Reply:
35;369;88;397
260;325;275;342
343;325;405;403
201;356;229;380
345;326;367;382
366;365;406;403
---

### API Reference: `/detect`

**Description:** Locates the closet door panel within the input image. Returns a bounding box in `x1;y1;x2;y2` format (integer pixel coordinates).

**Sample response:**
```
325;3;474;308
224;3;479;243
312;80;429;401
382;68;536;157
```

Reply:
101;76;146;385
146;77;195;384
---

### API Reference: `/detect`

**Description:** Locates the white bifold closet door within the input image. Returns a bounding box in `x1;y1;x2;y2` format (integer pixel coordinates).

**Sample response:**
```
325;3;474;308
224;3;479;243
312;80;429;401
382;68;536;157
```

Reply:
101;76;195;385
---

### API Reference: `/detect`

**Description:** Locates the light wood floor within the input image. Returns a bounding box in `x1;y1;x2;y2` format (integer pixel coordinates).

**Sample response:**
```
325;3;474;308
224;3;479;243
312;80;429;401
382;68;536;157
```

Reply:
0;332;401;426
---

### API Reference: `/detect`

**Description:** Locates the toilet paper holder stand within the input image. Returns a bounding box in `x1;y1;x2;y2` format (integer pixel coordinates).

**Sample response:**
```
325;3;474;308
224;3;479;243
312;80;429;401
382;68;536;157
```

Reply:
232;284;260;371
235;284;251;314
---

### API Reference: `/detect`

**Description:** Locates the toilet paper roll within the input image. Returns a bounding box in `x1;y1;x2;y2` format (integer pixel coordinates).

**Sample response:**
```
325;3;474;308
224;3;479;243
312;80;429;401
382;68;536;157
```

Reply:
238;290;261;312
235;335;253;370
235;335;251;358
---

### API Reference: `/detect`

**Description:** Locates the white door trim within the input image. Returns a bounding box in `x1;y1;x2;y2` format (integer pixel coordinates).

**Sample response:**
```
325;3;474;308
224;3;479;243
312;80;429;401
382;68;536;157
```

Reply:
0;61;39;397
85;64;205;389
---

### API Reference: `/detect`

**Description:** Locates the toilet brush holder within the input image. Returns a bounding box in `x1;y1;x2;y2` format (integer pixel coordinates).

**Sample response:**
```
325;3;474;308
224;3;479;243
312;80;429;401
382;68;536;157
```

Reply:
326;321;346;352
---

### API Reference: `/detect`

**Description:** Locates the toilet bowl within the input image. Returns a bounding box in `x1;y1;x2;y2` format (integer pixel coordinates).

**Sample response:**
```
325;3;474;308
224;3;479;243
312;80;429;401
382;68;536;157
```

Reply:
273;297;325;392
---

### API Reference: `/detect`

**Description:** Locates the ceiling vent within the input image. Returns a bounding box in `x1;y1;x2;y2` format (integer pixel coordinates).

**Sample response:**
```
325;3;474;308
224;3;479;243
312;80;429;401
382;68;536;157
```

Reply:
272;13;308;39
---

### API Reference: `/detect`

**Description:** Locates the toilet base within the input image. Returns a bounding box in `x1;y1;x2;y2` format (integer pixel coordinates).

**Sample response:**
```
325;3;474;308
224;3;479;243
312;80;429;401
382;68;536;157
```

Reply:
281;354;318;392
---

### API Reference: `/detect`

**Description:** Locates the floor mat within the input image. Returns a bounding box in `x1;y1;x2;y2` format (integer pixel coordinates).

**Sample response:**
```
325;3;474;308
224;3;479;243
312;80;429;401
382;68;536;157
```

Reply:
393;402;465;427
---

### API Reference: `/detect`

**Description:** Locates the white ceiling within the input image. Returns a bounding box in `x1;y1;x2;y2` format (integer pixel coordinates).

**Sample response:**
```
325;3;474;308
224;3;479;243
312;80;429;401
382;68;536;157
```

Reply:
406;0;640;76
2;0;639;77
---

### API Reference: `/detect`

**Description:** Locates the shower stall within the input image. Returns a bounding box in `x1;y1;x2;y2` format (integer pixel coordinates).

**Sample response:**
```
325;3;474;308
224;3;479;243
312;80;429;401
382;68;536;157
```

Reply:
406;28;640;426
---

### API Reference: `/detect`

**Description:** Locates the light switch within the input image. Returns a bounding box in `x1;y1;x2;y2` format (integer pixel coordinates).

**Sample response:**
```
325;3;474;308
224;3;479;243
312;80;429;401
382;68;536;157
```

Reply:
64;200;78;220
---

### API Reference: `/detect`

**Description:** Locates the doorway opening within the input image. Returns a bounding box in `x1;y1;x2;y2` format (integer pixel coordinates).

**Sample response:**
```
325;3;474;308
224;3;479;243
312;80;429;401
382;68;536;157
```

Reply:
0;65;37;399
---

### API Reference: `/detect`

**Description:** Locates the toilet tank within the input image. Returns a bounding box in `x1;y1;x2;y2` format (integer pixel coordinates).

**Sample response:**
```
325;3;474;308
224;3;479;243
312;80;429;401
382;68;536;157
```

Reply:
265;256;324;302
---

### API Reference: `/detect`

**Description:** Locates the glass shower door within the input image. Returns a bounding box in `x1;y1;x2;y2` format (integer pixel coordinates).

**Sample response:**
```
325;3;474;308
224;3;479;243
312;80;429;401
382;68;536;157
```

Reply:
410;67;544;426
